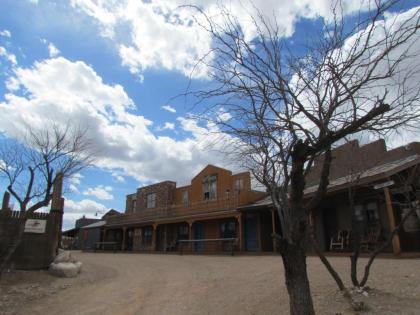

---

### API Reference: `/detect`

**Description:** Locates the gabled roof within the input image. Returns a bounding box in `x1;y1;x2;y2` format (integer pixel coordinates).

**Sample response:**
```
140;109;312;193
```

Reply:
190;164;232;182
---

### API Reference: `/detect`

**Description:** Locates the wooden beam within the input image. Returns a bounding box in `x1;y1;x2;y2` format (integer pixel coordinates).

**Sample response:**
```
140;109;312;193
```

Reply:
384;187;401;255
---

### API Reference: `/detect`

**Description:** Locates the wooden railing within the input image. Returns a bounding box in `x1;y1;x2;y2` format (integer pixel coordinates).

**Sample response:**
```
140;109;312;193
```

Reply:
107;192;261;226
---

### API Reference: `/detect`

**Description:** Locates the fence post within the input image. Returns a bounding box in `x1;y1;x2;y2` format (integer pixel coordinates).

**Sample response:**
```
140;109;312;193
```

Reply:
1;191;11;213
49;173;64;261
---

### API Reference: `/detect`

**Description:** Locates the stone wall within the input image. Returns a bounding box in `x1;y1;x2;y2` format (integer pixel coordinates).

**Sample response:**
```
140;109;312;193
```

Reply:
133;181;176;212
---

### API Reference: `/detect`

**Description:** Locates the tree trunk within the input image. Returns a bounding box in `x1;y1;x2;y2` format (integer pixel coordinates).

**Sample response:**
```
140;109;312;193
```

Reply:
281;242;316;315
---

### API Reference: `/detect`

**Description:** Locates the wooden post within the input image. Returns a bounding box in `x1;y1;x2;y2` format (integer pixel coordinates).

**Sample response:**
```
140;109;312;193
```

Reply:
121;227;127;251
50;173;63;258
236;214;243;252
51;173;63;212
271;209;276;251
384;187;401;255
188;221;193;253
163;225;167;252
1;191;11;212
102;229;107;250
151;224;157;251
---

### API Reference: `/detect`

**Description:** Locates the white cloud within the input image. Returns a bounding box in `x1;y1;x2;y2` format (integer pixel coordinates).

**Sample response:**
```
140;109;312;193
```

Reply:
70;0;368;79
68;173;83;193
63;198;108;230
0;46;17;65
158;122;175;131
48;43;60;57
0;56;232;185
161;105;176;113
111;171;125;182
83;185;114;200
0;30;11;38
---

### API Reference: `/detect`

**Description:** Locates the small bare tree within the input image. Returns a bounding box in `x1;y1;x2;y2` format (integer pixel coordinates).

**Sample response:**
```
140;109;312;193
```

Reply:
0;123;96;276
184;1;420;313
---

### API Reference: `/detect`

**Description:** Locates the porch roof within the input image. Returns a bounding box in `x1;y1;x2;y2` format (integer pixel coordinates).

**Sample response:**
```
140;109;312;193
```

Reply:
238;154;420;210
81;220;106;229
304;154;420;195
104;209;239;228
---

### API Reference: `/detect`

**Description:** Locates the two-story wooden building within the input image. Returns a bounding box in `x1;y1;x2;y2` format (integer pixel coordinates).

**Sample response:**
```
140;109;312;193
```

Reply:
104;165;268;253
103;140;420;255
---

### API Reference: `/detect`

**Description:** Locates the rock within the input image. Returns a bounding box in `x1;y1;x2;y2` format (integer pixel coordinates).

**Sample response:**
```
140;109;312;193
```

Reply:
74;261;83;274
54;250;72;263
351;300;366;312
49;262;81;278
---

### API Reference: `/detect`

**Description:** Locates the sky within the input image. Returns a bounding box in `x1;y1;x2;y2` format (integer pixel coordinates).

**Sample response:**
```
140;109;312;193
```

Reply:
0;0;418;230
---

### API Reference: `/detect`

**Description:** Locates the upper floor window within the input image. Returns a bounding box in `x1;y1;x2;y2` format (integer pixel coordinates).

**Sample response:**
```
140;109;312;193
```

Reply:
132;199;137;212
182;191;189;206
147;193;156;208
234;178;244;191
203;174;217;200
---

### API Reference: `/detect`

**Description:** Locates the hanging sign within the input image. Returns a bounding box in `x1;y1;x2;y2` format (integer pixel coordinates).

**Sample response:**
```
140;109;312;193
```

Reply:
24;219;47;233
373;180;395;190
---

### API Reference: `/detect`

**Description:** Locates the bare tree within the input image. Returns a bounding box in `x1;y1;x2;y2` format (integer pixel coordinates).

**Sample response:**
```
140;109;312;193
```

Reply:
0;123;96;276
346;161;420;288
184;1;420;314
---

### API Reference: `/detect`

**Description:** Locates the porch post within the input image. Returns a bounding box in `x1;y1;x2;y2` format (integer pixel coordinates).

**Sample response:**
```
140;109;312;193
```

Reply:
102;229;107;250
271;209;276;251
236;214;243;252
121;227;127;251
163;225;167;252
384;187;401;255
188;221;194;253
151;224;157;251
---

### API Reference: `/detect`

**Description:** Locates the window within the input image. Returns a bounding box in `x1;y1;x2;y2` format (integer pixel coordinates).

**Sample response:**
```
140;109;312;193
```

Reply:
143;227;153;246
365;202;379;222
354;202;379;225
178;225;189;240
132;199;137;212
220;220;236;238
182;191;189;206
147;193;156;208
203;174;217;200
235;178;243;191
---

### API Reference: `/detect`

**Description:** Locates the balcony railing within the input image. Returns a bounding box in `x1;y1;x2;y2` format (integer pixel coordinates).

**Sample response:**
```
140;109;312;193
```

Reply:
107;192;260;226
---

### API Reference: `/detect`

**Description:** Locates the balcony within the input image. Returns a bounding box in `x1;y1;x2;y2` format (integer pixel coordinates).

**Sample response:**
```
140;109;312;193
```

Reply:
107;191;263;226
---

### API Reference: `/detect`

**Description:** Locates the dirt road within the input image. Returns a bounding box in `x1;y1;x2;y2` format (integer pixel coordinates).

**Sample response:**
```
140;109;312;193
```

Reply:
2;252;420;315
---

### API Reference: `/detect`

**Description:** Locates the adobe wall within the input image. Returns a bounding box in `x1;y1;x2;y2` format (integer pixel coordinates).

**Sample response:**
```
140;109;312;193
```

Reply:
306;139;420;187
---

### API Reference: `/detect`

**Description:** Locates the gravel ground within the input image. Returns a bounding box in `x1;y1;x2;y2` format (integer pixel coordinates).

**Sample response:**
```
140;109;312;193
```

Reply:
0;252;419;315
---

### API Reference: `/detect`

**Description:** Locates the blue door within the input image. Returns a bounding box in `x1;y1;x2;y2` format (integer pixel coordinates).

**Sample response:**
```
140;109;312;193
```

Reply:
194;222;205;252
245;215;259;251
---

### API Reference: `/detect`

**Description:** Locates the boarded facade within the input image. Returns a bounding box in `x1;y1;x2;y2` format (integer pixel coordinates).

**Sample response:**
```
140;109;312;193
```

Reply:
104;140;420;254
105;165;267;253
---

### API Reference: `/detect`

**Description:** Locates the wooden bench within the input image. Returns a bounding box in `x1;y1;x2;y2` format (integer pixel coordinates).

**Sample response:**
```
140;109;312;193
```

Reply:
177;238;238;256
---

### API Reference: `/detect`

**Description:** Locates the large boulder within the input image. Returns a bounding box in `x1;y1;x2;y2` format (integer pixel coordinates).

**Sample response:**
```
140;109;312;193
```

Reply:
54;250;73;263
49;262;82;278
